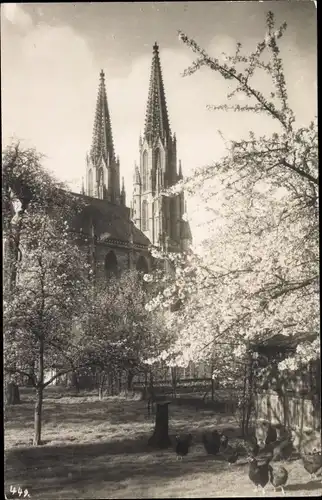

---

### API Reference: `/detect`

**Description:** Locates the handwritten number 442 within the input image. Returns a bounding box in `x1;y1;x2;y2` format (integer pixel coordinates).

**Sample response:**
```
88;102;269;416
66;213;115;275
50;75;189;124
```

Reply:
7;486;30;498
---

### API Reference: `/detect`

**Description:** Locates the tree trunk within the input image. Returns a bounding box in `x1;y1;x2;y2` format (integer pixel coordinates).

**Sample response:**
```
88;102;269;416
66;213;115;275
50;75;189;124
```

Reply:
211;361;215;402
34;385;44;445
127;370;134;392
142;370;148;400
110;371;115;396
71;371;80;393
34;338;44;446
27;364;35;387
171;367;177;399
244;353;254;436
118;370;122;394
148;401;172;449
241;362;248;437
5;381;20;405
98;371;106;400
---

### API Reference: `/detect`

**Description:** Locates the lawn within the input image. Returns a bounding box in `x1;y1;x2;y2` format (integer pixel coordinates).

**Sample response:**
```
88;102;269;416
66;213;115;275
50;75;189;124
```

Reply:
4;388;322;499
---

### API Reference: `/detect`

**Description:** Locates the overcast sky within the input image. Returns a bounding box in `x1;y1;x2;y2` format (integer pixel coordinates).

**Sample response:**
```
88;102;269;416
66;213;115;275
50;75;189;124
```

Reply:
2;1;317;225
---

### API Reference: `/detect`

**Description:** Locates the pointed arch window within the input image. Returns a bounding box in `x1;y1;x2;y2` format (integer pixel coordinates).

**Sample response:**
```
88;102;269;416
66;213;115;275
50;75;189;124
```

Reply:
98;167;104;185
142;200;148;231
142;151;148;191
156;148;162;188
88;169;93;196
105;251;118;278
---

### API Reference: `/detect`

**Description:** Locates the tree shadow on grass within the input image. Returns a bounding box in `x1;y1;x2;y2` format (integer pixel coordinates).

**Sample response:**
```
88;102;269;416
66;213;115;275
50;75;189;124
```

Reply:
285;479;322;492
6;399;150;431
5;436;232;498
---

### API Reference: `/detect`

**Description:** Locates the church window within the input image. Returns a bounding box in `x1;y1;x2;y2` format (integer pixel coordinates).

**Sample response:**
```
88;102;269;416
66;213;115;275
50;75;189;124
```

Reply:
136;255;149;274
105;251;118;278
156;148;161;170
88;169;93;196
142;151;148;191
98;167;104;184
142;200;148;231
156;148;162;188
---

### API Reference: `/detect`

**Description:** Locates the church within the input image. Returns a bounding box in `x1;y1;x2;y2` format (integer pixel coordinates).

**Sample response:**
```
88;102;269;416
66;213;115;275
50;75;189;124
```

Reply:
69;42;192;280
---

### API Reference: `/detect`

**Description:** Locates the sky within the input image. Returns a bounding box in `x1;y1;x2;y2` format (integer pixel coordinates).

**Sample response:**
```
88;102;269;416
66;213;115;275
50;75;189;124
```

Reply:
1;1;317;242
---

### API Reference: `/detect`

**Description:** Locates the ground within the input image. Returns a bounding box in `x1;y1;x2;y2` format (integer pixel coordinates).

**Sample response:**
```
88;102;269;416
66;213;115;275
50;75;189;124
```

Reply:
4;388;322;499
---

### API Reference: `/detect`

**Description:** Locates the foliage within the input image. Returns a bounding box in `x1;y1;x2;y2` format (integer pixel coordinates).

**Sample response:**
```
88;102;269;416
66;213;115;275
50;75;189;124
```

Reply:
4;205;90;388
146;11;319;377
3;142;91;386
3;142;85;294
78;270;174;387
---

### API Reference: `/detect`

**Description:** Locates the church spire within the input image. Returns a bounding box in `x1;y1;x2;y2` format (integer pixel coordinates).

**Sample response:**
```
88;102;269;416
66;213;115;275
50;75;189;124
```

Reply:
90;70;115;166
144;42;171;145
120;177;126;206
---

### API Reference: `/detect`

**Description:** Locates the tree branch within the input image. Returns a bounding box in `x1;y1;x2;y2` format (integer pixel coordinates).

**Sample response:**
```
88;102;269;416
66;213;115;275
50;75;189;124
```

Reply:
280;159;318;185
5;366;37;386
43;368;74;388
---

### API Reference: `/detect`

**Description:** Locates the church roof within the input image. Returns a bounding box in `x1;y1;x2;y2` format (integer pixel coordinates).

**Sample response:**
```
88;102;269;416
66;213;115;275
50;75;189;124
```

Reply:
90;70;115;166
144;42;171;145
69;192;150;248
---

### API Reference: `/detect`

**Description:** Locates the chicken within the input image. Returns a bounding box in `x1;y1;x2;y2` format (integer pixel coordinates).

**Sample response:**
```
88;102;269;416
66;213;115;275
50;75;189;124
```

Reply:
220;433;229;449
268;464;288;495
202;430;221;455
266;437;294;461
265;424;277;447
220;444;239;466
248;456;271;495
175;433;193;460
301;450;322;479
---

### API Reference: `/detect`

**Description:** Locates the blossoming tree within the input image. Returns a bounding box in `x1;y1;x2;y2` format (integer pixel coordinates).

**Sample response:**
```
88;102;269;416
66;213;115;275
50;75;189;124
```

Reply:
146;12;319;387
3;142;90;445
78;270;174;399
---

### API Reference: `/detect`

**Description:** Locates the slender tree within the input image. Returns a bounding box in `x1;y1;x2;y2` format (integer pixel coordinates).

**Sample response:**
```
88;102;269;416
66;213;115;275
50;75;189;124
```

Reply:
3;142;90;444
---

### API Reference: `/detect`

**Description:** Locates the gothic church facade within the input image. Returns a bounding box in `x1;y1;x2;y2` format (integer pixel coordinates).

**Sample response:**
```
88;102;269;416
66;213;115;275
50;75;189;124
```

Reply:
71;43;191;280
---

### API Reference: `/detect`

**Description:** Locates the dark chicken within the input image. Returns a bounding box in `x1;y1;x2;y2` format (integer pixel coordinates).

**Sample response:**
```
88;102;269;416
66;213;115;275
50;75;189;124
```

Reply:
202;430;221;456
268;464;288;495
220;444;239;466
301;450;322;479
248;456;271;495
266;438;294;461
220;433;229;449
175;433;193;460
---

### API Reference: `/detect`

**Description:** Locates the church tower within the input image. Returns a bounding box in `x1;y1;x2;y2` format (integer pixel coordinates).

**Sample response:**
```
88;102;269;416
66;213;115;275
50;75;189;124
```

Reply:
85;70;125;205
132;43;190;252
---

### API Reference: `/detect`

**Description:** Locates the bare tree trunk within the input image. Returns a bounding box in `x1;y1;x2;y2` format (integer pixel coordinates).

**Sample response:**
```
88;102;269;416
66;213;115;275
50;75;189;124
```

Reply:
171;367;177;399
34;338;44;446
211;360;215;402
98;371;106;400
5;381;21;405
148;401;172;449
245;352;254;436
127;370;134;392
118;370;122;394
34;385;44;446
241;362;248;437
71;371;80;394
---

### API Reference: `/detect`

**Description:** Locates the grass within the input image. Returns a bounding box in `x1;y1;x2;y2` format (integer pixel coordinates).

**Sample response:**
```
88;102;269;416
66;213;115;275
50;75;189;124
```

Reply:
5;387;322;499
